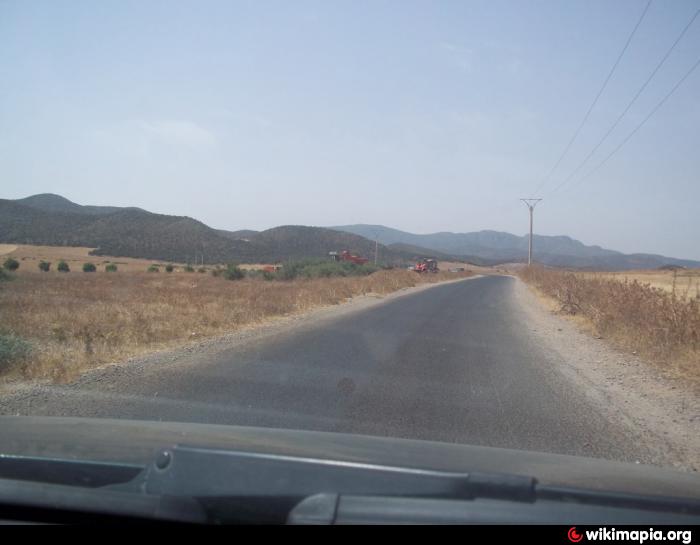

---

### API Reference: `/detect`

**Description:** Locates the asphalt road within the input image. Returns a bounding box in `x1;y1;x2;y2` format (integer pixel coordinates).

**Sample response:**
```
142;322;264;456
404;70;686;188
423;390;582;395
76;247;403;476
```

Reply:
3;276;654;461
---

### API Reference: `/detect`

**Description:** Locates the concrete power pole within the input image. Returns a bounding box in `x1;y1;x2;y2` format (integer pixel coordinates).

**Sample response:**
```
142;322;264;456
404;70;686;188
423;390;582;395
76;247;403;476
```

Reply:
520;199;542;266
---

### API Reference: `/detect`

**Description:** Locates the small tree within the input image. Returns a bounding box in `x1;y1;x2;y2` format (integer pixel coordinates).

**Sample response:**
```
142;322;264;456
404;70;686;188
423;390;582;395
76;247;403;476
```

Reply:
223;263;245;281
165;264;175;273
105;263;118;272
3;258;19;271
38;261;51;272
82;262;97;272
57;260;70;273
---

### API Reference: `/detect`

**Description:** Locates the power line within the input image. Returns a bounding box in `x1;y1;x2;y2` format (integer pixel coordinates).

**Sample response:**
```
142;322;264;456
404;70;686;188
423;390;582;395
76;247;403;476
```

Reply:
557;54;700;195
531;0;652;197
548;3;700;196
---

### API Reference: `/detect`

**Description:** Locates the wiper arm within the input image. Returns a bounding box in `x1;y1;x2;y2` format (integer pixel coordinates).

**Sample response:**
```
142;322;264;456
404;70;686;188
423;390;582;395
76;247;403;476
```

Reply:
142;445;537;503
1;446;699;524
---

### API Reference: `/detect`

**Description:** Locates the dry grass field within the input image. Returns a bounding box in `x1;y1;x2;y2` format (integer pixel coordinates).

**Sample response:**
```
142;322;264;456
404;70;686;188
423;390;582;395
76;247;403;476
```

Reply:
579;269;700;300
0;265;473;383
519;266;700;384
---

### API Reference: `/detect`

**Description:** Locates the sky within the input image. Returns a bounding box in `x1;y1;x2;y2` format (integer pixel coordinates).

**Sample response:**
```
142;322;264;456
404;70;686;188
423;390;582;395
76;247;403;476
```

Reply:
1;0;699;259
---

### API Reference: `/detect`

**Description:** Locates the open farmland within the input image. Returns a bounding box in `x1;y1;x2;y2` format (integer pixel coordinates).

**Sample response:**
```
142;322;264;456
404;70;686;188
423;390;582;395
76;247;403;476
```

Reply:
0;244;184;273
579;269;700;301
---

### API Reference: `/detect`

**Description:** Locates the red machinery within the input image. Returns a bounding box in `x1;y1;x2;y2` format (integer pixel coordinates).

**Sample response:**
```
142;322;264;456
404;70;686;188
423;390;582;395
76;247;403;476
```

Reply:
329;250;369;265
413;258;439;273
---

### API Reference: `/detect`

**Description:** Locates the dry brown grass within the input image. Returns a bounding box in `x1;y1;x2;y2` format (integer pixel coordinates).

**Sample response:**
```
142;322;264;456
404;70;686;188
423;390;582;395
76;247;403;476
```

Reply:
519;266;700;383
579;269;700;301
0;269;472;383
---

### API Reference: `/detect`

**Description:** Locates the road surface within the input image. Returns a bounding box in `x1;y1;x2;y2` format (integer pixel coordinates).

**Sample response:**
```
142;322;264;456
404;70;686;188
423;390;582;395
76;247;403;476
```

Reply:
0;276;659;462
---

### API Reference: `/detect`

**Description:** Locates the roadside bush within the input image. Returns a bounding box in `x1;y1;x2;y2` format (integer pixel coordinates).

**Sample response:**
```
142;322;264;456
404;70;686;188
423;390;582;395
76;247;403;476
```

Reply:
222;263;245;281
82;262;97;273
165;264;175;273
38;261;51;272
0;269;13;282
277;259;379;280
247;269;276;281
57;260;70;273
0;334;32;373
184;265;195;273
197;267;206;273
147;265;160;273
105;263;118;272
3;258;19;271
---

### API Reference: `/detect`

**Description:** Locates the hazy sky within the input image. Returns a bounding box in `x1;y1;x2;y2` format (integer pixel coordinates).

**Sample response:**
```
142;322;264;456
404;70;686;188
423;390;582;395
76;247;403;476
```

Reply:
2;0;699;259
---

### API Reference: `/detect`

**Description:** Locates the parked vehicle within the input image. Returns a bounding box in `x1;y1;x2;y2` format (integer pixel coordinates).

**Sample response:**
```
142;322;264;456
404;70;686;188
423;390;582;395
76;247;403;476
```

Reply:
413;258;439;273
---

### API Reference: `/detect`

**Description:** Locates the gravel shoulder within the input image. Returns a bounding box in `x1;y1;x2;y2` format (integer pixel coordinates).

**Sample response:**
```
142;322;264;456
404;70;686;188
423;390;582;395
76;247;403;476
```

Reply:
512;277;699;472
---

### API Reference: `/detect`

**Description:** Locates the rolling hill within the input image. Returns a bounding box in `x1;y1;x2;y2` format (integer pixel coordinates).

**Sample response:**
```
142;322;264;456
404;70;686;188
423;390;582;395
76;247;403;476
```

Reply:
0;195;415;265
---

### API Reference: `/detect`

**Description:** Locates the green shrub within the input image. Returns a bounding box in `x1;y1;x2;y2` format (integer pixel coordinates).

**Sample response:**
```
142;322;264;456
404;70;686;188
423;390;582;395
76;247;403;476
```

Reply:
0;334;33;373
184;265;195;273
222;264;245;281
277;259;379;280
57;260;70;273
165;264;175;273
82;262;97;273
197;267;206;273
38;261;51;272
0;268;13;282
105;263;118;272
3;258;19;271
147;265;160;273
245;269;273;281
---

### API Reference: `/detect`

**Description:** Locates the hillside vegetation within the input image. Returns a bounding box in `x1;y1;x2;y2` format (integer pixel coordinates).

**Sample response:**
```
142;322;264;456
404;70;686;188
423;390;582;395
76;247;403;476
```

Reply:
0;195;417;265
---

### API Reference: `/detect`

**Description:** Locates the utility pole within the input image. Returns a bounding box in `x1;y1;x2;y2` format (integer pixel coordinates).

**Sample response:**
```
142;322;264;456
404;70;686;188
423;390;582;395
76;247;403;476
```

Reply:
520;199;542;266
374;238;378;265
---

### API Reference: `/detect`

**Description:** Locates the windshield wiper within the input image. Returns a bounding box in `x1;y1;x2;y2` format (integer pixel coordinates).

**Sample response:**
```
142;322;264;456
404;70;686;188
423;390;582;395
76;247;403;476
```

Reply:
0;446;698;524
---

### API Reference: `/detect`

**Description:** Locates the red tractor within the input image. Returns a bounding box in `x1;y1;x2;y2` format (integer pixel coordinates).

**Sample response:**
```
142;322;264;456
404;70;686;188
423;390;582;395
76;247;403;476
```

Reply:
329;250;369;265
413;258;439;273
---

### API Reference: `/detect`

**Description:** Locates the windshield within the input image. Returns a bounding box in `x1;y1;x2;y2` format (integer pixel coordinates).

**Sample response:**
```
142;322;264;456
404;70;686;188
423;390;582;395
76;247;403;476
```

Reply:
0;0;698;481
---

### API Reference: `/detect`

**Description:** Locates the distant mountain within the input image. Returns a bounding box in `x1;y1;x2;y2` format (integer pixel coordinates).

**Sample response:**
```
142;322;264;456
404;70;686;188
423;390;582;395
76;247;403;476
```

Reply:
0;195;411;265
384;242;486;265
331;224;700;270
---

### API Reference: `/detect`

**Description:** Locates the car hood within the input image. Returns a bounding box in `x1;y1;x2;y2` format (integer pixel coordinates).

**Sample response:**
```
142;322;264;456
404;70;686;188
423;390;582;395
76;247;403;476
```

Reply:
1;415;698;500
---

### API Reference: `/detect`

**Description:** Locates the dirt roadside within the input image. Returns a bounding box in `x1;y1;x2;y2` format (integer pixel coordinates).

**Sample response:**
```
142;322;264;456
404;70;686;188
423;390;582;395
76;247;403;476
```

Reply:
512;277;699;472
